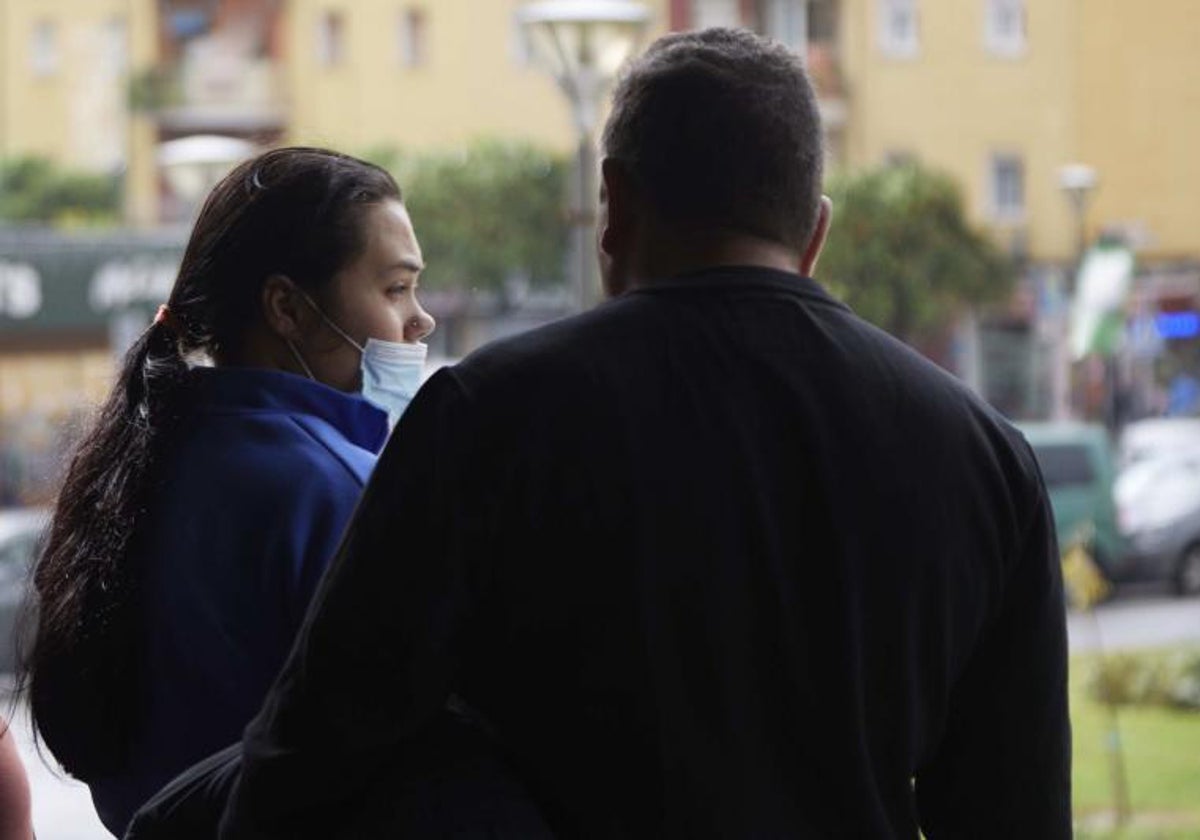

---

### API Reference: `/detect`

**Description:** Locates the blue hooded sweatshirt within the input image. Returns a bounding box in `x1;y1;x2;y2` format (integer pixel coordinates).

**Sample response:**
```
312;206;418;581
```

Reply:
87;366;388;835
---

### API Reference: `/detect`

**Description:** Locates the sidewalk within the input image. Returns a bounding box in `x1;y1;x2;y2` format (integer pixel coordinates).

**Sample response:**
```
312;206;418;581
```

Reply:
1068;586;1200;654
5;702;108;840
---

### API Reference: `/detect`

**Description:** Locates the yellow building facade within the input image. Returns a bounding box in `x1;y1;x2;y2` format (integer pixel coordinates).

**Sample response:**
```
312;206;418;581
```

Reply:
1;0;138;169
282;0;666;154
275;0;1198;268
0;0;669;225
835;0;1200;265
0;0;159;224
0;0;1195;266
1076;0;1200;264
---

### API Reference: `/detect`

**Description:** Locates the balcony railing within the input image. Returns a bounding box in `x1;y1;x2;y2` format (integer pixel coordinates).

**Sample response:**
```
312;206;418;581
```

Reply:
133;34;286;134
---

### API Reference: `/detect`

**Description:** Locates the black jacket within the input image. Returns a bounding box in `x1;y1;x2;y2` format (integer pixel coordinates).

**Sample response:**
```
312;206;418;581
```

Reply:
219;267;1071;838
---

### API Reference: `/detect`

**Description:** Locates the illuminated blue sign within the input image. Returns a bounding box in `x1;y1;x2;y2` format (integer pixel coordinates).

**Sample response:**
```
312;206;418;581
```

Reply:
1157;311;1200;340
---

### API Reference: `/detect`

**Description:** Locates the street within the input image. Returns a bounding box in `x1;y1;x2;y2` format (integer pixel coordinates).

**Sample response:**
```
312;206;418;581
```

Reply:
1068;583;1200;654
5;586;1199;839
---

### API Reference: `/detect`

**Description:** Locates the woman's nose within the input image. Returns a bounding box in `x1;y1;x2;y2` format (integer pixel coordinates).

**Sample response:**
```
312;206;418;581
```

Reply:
405;307;435;342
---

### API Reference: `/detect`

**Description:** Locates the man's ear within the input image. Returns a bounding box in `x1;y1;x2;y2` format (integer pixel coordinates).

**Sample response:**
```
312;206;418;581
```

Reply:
599;157;635;260
799;195;833;277
261;274;306;341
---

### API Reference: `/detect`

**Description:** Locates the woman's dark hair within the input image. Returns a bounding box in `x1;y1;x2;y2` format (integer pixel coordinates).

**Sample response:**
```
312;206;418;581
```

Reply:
18;147;400;777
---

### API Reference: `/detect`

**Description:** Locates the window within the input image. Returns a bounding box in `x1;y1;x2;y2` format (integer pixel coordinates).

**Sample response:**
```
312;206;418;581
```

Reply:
808;0;838;43
167;9;212;41
1032;444;1095;488
990;153;1025;220
694;0;741;29
510;19;532;67
758;0;807;51
30;20;59;77
984;0;1025;56
877;0;918;58
103;17;129;80
398;8;428;68
317;10;345;67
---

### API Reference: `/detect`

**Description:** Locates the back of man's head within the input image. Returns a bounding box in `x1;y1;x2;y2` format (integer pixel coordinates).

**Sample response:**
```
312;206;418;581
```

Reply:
602;28;824;250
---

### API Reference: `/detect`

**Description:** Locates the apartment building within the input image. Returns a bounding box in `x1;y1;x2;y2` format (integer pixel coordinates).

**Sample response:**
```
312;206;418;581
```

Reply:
668;0;1199;269
2;0;1195;262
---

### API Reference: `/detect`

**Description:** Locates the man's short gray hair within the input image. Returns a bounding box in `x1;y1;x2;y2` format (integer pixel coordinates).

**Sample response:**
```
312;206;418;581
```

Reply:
602;27;824;249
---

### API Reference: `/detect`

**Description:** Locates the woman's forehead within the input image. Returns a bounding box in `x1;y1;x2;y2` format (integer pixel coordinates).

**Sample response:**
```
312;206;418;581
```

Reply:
360;200;422;268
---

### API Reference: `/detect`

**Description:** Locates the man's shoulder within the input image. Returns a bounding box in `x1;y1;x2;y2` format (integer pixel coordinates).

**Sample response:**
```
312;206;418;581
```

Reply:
452;296;652;390
813;306;1042;489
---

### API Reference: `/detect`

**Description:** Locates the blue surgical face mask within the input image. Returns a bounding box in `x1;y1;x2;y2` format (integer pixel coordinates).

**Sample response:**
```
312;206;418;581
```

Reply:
354;338;427;428
287;292;427;428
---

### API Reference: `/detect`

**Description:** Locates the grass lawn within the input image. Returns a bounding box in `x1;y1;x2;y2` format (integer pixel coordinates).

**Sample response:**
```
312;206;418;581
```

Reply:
1071;649;1200;838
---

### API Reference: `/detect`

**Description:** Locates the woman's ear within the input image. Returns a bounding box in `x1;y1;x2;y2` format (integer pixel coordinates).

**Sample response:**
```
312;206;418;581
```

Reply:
261;274;306;340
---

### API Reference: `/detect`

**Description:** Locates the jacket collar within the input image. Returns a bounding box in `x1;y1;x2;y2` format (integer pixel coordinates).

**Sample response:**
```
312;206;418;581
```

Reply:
190;366;389;454
630;266;850;312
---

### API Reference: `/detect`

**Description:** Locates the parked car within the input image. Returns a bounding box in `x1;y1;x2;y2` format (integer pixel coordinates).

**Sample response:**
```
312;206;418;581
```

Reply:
0;508;48;673
1018;423;1129;580
1117;417;1200;469
1114;453;1200;596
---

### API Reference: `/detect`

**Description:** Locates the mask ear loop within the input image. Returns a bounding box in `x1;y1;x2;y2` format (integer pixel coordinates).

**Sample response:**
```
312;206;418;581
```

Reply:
284;285;356;382
285;339;317;380
295;288;366;354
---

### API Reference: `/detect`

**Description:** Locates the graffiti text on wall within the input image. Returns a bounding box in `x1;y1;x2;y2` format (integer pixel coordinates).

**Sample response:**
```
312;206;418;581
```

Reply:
0;261;43;319
89;258;179;313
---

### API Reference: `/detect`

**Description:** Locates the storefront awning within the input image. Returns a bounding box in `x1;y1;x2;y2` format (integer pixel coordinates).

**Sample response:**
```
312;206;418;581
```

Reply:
0;227;186;340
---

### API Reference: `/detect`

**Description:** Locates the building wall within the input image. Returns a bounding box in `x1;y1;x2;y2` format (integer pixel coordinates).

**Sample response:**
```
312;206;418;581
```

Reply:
127;1;161;229
0;348;112;416
841;0;1200;265
669;0;1199;267
0;1;152;169
1;0;670;222
0;348;114;505
0;0;159;225
1077;0;1200;262
4;0;1194;265
282;0;671;155
840;0;1083;262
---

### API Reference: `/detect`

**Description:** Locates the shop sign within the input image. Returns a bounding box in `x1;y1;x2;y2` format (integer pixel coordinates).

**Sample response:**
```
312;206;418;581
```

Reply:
0;261;42;320
89;257;179;313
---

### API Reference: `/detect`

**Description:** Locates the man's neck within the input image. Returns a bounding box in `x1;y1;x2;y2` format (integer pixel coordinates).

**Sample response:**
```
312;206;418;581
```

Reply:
632;229;802;287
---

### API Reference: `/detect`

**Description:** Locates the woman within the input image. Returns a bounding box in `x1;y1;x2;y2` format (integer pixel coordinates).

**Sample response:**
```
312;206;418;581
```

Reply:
19;147;434;835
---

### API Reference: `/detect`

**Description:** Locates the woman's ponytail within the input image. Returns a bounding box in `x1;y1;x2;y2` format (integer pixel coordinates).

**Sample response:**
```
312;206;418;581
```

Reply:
20;319;189;775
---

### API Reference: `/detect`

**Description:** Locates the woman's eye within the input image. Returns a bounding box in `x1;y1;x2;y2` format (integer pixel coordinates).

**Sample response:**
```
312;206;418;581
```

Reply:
387;285;409;297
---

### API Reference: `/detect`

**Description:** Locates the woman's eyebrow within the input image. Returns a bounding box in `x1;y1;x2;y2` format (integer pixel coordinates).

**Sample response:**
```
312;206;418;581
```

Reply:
385;258;425;274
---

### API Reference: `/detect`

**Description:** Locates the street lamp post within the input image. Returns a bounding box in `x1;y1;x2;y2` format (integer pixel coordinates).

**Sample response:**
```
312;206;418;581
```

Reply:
156;134;257;222
517;1;651;310
1051;162;1098;420
1060;163;1098;273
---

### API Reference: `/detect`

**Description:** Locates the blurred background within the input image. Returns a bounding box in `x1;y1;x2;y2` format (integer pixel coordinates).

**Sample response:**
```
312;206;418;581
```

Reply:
1;1;1198;836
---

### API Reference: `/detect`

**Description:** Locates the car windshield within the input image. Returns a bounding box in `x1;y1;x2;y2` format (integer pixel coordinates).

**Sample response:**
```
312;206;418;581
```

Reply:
1116;455;1200;531
1034;444;1096;488
1118;420;1200;469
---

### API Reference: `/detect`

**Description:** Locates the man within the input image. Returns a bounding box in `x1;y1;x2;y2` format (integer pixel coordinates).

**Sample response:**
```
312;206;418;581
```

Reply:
212;28;1069;838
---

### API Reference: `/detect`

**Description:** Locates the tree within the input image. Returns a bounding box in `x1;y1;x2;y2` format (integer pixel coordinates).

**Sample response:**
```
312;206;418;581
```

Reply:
365;140;568;294
0;156;122;226
819;163;1014;345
